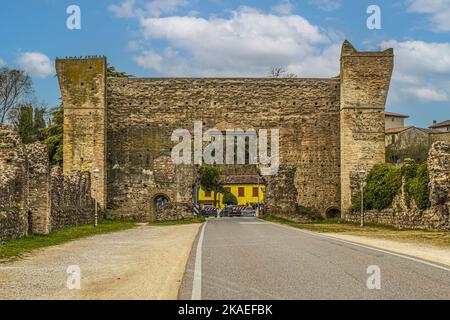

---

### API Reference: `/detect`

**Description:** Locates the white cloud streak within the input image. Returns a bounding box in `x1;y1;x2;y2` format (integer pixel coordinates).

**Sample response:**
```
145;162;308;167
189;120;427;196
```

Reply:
407;0;450;32
108;0;188;18
16;52;55;78
381;40;450;102
134;7;341;77
309;0;341;11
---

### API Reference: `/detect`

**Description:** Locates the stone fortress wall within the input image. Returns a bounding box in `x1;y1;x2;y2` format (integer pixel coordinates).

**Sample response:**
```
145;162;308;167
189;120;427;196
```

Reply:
0;125;95;240
55;41;394;222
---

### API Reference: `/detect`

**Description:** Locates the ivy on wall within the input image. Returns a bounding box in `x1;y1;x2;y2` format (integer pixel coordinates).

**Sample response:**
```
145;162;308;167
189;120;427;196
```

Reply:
351;161;431;212
402;161;431;210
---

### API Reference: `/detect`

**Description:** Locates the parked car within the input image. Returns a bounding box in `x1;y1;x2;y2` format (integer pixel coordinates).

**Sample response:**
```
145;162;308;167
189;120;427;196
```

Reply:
241;208;257;217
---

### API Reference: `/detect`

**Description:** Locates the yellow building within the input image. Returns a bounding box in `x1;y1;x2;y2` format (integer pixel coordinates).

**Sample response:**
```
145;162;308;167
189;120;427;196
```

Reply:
199;175;265;209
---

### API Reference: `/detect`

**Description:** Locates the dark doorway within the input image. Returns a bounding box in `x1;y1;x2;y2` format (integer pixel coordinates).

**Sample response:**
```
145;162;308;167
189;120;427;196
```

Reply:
27;211;33;235
325;207;341;219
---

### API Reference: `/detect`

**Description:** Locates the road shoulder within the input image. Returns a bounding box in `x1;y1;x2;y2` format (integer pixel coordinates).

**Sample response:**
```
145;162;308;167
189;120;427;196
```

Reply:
325;233;450;267
0;224;201;300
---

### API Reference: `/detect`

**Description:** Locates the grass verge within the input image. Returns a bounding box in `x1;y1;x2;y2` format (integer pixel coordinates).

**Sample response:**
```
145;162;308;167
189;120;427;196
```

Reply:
0;220;136;263
261;215;450;248
149;216;206;226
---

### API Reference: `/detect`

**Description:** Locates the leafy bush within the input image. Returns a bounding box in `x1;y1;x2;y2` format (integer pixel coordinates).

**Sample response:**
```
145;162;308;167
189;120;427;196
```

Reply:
402;162;431;210
223;192;238;205
351;161;431;212
364;164;402;211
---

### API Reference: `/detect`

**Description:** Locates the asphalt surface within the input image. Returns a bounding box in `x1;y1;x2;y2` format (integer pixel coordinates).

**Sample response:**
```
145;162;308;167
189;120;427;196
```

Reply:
179;218;450;300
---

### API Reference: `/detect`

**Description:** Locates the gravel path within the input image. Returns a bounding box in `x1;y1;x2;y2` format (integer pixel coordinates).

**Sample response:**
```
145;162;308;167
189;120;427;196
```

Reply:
0;224;200;300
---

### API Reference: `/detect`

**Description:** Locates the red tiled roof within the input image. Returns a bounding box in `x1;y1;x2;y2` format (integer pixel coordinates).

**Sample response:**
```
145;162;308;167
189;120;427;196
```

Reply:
385;112;409;118
221;175;264;185
385;126;413;134
429;120;450;129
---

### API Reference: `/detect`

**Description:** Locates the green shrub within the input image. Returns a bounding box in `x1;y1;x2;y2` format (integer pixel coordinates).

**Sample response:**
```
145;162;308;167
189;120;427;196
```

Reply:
364;164;402;211
223;192;238;205
350;164;401;212
350;161;431;212
406;163;431;210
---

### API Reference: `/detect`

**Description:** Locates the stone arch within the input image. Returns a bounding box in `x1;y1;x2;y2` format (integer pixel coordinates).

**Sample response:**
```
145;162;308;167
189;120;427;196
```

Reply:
325;207;341;219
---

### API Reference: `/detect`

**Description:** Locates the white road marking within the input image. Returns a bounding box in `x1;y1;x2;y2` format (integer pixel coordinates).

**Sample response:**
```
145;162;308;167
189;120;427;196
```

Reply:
238;222;266;225
191;220;207;300
261;219;450;273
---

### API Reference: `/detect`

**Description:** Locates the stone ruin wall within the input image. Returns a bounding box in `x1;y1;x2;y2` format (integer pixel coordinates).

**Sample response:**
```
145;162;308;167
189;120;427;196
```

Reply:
0;125;95;241
431;132;450;145
344;142;450;231
55;41;395;222
106;78;341;221
0;126;28;240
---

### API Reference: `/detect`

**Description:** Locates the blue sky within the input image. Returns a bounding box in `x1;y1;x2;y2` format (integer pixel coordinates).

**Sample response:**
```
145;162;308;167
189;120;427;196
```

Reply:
0;0;449;127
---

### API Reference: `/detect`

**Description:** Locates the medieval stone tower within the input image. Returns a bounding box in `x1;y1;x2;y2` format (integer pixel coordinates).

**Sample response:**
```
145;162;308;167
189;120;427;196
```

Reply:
56;41;393;221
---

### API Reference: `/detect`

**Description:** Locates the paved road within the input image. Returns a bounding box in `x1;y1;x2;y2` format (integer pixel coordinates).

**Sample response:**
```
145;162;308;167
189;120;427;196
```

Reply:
179;218;450;300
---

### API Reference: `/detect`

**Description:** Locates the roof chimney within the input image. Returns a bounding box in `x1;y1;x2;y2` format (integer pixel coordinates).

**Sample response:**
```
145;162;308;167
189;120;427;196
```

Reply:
433;120;437;125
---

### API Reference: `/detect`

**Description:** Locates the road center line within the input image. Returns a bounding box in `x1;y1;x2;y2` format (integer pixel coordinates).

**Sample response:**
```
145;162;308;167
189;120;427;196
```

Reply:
191;220;207;300
262;220;450;273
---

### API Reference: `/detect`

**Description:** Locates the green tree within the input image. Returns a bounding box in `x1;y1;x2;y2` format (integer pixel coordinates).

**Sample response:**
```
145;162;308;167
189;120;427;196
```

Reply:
200;165;222;208
17;105;34;144
33;107;46;141
41;104;63;166
223;192;238;206
107;64;132;78
13;105;46;144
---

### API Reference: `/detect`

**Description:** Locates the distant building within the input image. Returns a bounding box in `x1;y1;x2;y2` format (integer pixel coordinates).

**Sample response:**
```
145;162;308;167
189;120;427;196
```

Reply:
199;175;265;209
385;112;409;130
385;113;450;163
429;120;450;132
385;126;431;164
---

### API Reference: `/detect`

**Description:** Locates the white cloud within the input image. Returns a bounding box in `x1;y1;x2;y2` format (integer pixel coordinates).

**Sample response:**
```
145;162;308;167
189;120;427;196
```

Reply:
145;0;188;17
17;52;55;78
309;0;341;11
407;0;450;32
109;0;136;18
108;0;188;18
127;39;142;51
271;0;294;15
135;7;341;77
0;58;5;67
401;87;449;102
381;40;450;102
